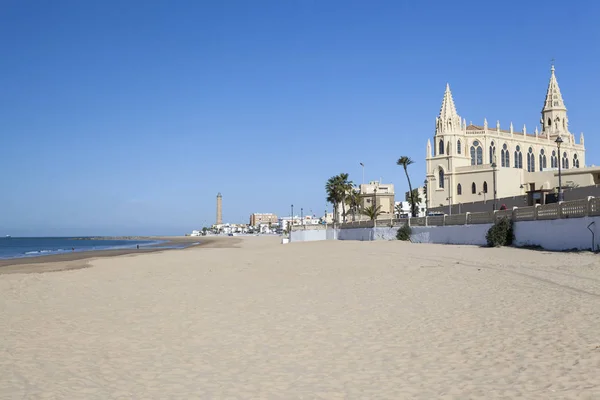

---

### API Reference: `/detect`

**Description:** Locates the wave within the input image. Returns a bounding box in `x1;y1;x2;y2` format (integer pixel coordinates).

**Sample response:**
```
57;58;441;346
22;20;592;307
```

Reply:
24;249;68;255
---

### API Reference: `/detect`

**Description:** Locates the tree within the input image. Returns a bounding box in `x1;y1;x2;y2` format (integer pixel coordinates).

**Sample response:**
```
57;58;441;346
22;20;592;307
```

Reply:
325;173;353;224
394;203;404;218
345;188;361;222
406;188;422;217
396;156;417;217
361;204;383;221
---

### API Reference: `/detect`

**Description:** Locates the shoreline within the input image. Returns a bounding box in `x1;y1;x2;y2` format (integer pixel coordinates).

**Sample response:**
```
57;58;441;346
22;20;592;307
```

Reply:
0;236;242;274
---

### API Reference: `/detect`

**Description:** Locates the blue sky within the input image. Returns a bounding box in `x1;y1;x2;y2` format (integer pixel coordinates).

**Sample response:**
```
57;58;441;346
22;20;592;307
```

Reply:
1;0;599;236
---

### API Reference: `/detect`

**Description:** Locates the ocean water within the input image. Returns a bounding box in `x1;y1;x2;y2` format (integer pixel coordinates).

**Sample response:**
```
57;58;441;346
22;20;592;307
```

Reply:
0;237;163;260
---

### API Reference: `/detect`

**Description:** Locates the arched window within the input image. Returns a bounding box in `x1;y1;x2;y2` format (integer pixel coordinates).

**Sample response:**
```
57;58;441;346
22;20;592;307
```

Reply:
551;150;557;168
447;141;451;155
501;143;509;167
439;139;444;155
483;181;488;193
438;168;444;188
470;140;483;165
539;149;547;171
562;152;569;169
548;118;552;127
471;182;476;194
457;140;462;154
527;147;535;172
514;145;523;169
457;183;462;195
489;141;496;164
573;154;580;168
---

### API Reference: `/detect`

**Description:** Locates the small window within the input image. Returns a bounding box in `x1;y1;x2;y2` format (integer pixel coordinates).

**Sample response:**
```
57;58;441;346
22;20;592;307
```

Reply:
471;182;476;194
439;168;444;188
439;139;444;155
483;181;488;193
457;140;462;154
457;184;462;195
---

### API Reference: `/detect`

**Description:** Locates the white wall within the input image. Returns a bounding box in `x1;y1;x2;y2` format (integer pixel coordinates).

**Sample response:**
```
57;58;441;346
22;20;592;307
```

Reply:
514;216;600;251
338;228;373;241
290;229;327;242
373;226;399;240
410;224;493;246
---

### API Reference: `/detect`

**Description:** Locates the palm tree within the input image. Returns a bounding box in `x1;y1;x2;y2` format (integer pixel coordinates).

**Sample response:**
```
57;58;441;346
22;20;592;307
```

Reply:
345;187;361;222
406;188;423;216
396;156;417;217
361;204;383;221
326;173;353;224
394;203;403;218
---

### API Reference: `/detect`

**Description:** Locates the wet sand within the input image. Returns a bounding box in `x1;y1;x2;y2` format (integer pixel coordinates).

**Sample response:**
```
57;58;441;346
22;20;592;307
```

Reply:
0;236;241;274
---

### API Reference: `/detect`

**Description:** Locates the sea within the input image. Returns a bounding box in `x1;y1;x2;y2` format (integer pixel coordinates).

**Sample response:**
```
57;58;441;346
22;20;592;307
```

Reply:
0;237;170;260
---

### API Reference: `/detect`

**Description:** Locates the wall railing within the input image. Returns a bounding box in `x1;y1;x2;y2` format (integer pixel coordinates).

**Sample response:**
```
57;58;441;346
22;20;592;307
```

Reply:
333;196;600;228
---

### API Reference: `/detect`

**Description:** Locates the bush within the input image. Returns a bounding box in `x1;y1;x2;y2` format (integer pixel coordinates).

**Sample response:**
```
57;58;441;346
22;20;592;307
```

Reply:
396;224;412;241
486;217;513;247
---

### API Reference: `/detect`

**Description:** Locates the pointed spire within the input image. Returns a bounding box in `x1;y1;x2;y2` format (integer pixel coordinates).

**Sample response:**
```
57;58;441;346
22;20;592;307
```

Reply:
496;120;500;132
439;84;458;120
427;138;432;158
535;126;539;135
510;122;513;134
580;132;584;145
484;118;488;129
463;118;467;130
437;83;461;134
523;124;527;135
543;64;567;112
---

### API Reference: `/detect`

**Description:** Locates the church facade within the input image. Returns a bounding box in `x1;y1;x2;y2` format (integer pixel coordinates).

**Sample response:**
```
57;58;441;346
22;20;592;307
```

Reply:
426;66;587;209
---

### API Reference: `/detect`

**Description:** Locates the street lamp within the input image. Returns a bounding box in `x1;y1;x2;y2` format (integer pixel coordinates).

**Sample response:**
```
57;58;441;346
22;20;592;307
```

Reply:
555;136;564;202
290;204;294;241
300;207;304;228
492;155;498;211
360;162;365;185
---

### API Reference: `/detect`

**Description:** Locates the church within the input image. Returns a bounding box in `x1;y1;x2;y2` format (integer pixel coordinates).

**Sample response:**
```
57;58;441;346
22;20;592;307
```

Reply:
425;66;593;210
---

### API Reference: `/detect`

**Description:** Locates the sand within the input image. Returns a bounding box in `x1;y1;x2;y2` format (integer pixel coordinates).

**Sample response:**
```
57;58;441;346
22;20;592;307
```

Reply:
1;237;600;399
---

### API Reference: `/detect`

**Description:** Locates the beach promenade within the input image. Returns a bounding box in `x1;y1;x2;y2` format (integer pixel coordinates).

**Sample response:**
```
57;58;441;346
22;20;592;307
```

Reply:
1;236;600;398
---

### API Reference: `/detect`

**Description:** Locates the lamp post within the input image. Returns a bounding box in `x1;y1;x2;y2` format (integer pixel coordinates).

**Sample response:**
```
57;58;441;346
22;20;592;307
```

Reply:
373;187;377;227
492;156;498;211
290;204;294;241
300;207;304;229
555;136;564;202
360;162;365;185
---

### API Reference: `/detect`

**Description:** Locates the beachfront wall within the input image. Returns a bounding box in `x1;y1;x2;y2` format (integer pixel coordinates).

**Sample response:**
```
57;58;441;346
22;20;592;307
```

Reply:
289;197;600;250
513;216;600;251
290;229;327;242
410;224;493;246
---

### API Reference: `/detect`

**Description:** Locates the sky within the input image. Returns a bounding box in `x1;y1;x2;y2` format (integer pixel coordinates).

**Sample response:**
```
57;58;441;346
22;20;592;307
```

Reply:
1;0;599;236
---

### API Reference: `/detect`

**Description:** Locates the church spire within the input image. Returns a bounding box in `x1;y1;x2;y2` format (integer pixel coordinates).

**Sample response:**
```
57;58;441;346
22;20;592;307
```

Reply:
541;64;568;135
436;83;462;135
542;64;566;112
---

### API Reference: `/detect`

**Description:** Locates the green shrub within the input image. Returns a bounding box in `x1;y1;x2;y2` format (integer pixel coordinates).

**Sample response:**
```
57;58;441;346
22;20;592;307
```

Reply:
396;224;412;241
486;217;513;247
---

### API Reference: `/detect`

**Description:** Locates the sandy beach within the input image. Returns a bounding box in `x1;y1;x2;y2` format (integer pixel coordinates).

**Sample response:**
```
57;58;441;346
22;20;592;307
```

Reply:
1;236;600;399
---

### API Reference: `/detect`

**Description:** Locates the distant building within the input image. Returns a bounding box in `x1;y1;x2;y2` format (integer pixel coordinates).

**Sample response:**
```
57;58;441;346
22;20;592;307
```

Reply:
249;213;278;226
399;187;427;217
359;181;395;216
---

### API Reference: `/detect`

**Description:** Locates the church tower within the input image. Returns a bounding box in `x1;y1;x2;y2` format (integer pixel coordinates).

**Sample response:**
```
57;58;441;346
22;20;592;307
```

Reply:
541;65;568;136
